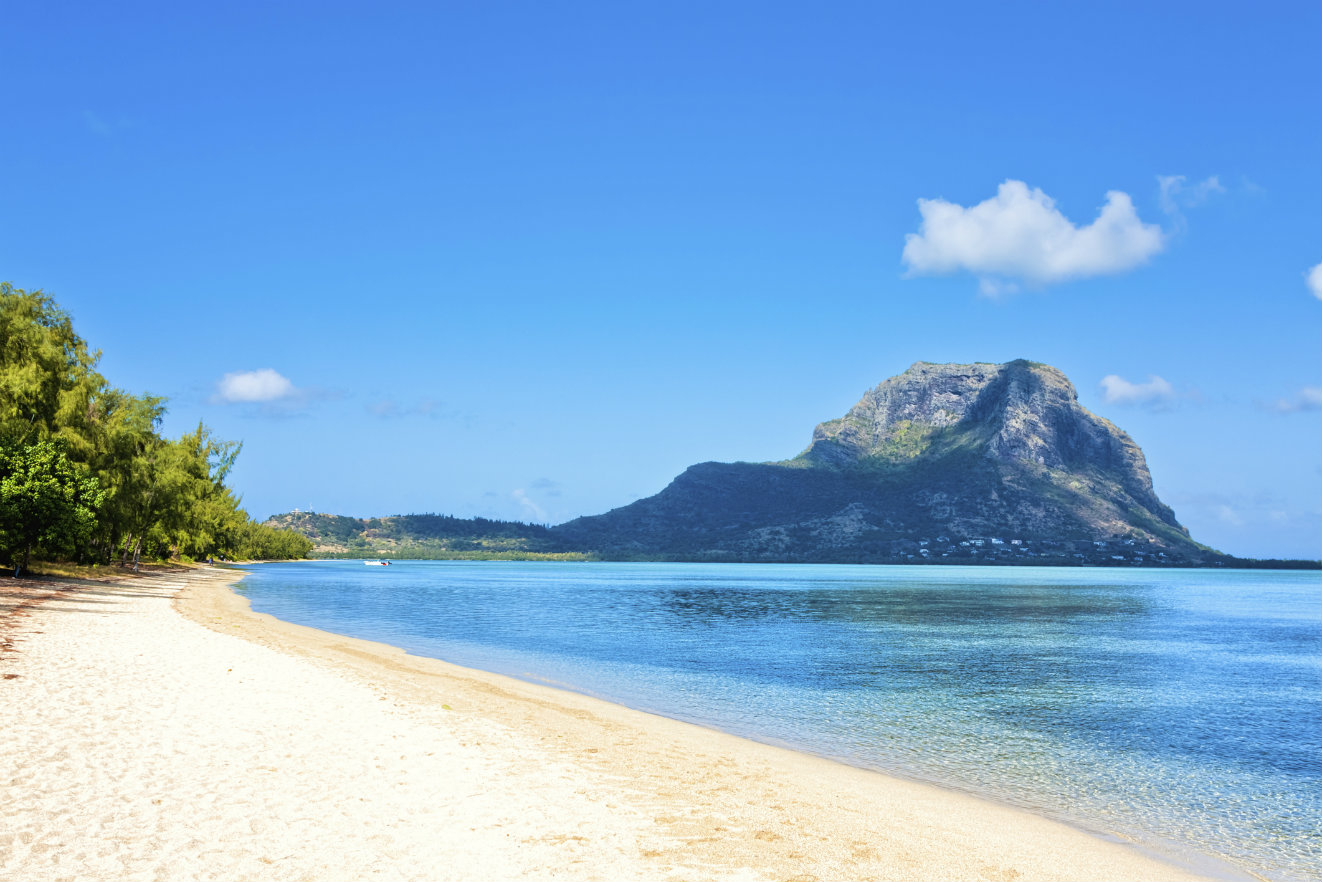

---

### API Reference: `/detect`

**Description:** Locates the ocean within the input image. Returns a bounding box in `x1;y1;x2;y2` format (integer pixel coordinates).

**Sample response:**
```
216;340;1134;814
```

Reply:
234;560;1321;881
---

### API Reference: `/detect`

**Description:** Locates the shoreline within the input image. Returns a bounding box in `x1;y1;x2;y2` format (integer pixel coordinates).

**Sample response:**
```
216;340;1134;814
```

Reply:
229;566;1263;882
303;555;1322;570
4;566;1219;881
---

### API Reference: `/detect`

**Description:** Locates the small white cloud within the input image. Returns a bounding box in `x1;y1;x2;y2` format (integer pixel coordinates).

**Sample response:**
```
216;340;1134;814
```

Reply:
1239;176;1266;197
1100;374;1176;407
901;180;1166;292
1307;263;1322;300
215;368;295;403
512;488;547;522
1270;386;1322;413
1192;176;1225;201
1157;174;1225;214
1157;174;1226;234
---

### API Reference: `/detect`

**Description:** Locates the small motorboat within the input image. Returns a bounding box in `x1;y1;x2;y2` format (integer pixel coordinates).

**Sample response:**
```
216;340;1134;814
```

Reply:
364;560;391;566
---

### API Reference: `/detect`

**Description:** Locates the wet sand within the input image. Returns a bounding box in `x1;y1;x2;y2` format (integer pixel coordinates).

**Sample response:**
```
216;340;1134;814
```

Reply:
1;566;1209;881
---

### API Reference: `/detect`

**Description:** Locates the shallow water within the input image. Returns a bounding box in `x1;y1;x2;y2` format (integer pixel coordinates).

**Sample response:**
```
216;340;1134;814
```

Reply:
236;561;1322;881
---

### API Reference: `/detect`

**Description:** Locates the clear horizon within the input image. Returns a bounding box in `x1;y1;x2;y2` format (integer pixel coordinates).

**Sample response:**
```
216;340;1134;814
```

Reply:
4;1;1319;558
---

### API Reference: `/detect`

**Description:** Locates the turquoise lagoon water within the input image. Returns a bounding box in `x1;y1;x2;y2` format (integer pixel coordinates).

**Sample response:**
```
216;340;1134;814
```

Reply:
234;561;1321;881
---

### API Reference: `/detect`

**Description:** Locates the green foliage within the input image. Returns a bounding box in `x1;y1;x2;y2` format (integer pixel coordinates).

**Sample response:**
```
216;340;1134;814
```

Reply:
872;419;934;461
0;438;104;575
0;282;104;446
0;282;310;570
228;519;314;560
267;510;579;559
315;548;595;561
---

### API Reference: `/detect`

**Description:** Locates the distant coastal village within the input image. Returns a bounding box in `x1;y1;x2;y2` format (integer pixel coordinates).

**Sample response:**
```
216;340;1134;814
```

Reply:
866;534;1168;566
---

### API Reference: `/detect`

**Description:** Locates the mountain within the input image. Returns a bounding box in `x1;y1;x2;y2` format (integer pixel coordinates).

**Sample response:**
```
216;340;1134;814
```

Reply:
553;360;1221;565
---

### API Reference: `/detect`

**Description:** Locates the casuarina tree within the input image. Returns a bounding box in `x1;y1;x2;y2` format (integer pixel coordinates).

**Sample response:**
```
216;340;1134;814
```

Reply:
0;438;104;576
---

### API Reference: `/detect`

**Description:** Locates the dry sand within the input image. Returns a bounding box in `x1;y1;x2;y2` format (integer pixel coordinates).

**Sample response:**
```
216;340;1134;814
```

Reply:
1;565;1212;881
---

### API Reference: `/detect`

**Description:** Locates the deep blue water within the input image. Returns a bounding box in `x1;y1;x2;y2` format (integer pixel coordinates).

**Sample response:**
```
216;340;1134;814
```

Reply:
234;561;1321;881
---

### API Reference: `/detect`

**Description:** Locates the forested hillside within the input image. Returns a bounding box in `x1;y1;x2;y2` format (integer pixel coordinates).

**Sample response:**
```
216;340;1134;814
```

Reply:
265;511;588;559
0;282;311;573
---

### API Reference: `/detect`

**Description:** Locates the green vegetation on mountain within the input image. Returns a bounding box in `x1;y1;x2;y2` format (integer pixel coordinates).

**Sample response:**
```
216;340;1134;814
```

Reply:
263;511;593;560
0;282;311;573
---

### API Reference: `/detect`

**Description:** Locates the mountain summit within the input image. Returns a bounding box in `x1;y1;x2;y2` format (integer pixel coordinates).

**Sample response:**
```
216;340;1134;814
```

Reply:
555;360;1214;564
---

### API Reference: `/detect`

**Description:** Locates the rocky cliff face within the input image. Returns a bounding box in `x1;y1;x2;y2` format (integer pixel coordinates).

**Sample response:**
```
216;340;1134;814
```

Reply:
806;361;1004;465
555;360;1212;565
804;360;1170;519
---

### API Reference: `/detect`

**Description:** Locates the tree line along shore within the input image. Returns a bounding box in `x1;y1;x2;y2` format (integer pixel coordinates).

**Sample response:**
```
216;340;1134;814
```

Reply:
0;282;311;576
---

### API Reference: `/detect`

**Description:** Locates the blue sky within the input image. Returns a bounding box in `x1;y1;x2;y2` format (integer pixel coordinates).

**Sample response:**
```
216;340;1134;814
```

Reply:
4;1;1320;558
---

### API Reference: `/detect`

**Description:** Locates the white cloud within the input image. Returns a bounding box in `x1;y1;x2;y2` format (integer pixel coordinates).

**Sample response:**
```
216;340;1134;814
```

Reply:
1239;176;1266;197
901;180;1166;292
1100;374;1176;407
512;488;547;522
1307;263;1322;300
1157;174;1225;214
1270;386;1322;413
215;368;296;403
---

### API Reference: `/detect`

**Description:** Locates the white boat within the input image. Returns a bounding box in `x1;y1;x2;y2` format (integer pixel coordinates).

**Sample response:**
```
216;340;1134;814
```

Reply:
364;560;391;566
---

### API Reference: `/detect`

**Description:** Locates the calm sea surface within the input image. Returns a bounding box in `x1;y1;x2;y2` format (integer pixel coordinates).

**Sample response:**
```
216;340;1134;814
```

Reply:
234;561;1321;881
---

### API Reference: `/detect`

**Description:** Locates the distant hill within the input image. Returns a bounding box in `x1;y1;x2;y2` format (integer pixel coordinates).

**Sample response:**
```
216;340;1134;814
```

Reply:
262;511;589;560
553;360;1232;566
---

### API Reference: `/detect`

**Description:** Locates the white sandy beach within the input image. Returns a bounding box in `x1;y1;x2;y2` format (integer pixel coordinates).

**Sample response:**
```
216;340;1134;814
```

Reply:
1;566;1211;881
